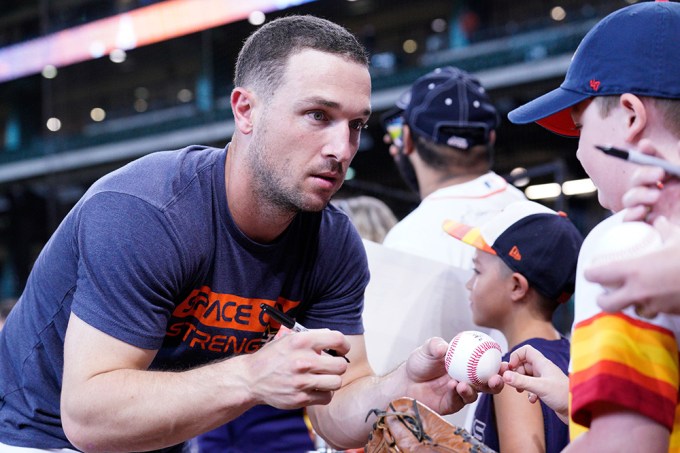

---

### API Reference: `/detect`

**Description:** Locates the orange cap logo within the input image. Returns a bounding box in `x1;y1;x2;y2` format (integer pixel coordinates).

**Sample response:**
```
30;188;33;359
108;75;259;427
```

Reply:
508;246;522;261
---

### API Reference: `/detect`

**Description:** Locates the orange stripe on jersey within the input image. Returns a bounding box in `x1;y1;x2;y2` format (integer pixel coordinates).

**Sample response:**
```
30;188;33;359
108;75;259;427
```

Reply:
570;359;677;402
173;286;301;332
572;313;677;384
575;311;675;338
570;311;680;435
426;180;510;201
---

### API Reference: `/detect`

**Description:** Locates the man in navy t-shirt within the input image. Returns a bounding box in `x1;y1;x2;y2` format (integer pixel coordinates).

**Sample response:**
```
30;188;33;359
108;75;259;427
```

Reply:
0;15;501;452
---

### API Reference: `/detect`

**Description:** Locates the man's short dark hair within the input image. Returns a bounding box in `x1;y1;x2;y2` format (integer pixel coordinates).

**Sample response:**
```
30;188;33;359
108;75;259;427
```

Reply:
234;15;369;96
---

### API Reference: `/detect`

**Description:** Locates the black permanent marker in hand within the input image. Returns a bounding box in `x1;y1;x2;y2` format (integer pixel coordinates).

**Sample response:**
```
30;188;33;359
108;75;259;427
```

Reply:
596;145;680;178
260;303;350;362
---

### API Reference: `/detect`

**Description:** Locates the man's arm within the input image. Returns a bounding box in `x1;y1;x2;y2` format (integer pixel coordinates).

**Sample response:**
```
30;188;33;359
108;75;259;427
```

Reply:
61;313;351;452
307;334;494;450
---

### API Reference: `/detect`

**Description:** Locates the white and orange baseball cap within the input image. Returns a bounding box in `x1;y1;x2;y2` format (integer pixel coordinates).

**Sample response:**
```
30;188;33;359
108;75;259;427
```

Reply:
443;200;584;303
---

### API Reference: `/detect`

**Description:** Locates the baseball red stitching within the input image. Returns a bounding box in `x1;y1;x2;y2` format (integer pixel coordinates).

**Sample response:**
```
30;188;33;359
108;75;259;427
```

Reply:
468;341;501;386
445;335;460;369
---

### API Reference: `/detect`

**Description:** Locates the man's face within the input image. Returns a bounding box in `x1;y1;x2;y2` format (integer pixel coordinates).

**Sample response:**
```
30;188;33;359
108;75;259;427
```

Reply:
571;98;635;212
247;49;371;213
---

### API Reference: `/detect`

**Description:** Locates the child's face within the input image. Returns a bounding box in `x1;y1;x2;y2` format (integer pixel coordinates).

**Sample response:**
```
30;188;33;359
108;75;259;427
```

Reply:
465;250;513;329
571;98;635;212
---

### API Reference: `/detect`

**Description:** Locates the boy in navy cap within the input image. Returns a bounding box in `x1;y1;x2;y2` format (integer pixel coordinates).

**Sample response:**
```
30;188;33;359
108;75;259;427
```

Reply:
507;1;680;451
445;200;583;453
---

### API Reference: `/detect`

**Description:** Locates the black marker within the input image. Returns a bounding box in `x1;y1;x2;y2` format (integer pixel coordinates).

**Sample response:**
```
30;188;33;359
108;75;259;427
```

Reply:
260;303;350;363
596;145;680;178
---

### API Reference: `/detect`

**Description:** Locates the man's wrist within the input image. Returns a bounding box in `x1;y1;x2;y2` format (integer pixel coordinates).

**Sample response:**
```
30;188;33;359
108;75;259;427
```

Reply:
208;354;259;413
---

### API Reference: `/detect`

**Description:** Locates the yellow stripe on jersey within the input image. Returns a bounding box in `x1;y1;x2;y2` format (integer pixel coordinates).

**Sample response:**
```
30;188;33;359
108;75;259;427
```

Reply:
572;313;677;384
570;312;679;433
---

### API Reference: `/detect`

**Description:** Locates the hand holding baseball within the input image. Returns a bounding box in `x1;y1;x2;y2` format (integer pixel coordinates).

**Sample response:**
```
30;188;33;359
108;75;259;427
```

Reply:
400;337;503;417
501;345;569;424
585;216;680;317
444;331;502;386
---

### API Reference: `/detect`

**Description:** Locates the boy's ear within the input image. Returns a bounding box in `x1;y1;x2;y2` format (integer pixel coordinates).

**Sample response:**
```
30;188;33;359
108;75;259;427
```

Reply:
619;93;647;143
509;272;530;302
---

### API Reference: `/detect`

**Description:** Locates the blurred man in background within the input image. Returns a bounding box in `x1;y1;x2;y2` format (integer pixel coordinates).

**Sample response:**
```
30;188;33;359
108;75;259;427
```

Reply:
363;66;525;427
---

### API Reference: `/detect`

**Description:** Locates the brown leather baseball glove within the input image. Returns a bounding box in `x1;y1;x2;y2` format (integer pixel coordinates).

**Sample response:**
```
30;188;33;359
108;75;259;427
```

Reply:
364;397;496;453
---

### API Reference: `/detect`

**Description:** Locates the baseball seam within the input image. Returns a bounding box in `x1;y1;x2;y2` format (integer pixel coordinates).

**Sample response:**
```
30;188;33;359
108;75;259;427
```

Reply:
591;231;660;266
445;335;460;370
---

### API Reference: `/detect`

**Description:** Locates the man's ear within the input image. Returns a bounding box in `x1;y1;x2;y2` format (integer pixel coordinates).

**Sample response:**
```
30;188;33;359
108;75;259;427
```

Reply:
620;93;647;143
488;129;497;146
231;87;255;135
509;272;530;302
402;124;415;156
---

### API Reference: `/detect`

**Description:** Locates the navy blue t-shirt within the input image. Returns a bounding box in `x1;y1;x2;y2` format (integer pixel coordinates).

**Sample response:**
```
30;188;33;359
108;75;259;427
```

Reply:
471;337;570;453
0;145;369;450
196;406;314;453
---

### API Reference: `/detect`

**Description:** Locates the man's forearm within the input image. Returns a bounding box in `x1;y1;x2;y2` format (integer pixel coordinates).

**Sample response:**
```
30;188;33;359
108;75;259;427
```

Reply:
62;317;352;452
308;364;404;450
307;336;485;450
62;356;255;452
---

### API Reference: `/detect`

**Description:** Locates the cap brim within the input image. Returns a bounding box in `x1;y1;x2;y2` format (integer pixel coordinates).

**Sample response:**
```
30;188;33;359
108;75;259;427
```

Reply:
380;89;411;127
442;220;496;255
508;87;589;137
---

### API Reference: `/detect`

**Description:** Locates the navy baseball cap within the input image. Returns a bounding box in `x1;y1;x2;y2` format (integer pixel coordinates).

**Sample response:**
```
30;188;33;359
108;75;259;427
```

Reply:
443;201;584;303
508;1;680;137
385;66;499;150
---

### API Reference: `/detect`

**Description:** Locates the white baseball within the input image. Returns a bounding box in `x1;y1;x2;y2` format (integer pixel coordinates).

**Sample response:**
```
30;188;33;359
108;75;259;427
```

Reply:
444;331;502;386
589;221;663;291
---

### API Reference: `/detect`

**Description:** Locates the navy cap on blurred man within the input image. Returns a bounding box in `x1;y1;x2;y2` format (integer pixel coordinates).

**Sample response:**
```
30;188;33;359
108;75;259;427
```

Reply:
381;66;502;195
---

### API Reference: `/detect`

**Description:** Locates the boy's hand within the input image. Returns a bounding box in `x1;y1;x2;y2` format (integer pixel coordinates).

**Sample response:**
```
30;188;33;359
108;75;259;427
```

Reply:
501;345;569;424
